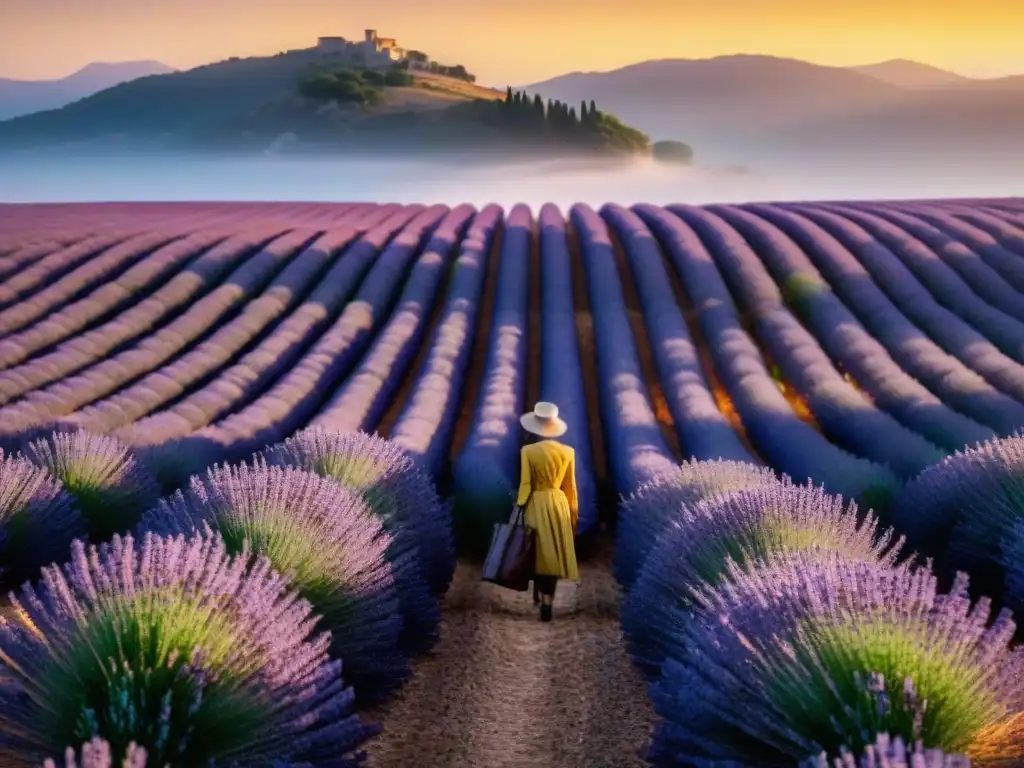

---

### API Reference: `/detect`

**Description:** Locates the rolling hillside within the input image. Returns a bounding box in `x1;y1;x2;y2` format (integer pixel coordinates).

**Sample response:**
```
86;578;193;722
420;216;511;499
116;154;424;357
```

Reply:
0;60;175;120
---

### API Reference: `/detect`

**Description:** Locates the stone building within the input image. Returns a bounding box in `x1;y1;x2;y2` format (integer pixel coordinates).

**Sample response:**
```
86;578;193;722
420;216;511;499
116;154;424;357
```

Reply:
315;29;406;68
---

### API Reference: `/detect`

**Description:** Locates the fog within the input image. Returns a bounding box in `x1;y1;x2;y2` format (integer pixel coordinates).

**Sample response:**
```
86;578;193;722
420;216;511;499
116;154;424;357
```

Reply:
2;152;1021;207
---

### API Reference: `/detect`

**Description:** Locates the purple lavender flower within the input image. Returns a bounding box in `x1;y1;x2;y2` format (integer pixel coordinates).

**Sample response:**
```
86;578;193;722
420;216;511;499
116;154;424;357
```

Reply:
893;433;1024;601
138;459;411;704
648;551;1023;766
1;531;378;767
802;732;971;767
0;447;84;587
623;480;903;679
43;739;148;768
613;459;781;587
263;428;455;596
26;431;160;543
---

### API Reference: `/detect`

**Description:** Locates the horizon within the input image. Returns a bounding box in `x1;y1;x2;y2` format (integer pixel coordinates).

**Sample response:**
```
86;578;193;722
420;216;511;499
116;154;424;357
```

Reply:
2;0;1022;85
5;53;1024;88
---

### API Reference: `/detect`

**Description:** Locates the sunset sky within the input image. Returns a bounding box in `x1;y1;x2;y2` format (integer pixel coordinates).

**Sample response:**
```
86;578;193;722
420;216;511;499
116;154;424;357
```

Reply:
2;0;1022;85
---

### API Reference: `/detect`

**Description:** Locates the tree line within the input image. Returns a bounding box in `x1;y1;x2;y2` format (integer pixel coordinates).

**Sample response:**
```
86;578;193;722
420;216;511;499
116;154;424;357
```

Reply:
487;88;650;151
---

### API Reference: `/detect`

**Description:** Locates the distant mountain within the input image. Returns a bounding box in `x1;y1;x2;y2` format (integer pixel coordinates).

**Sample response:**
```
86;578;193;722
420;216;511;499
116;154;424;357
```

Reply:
522;55;1024;172
849;59;972;88
0;61;175;120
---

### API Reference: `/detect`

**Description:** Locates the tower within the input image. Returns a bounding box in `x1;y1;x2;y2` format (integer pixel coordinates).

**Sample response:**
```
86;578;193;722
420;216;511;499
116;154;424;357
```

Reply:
364;29;377;44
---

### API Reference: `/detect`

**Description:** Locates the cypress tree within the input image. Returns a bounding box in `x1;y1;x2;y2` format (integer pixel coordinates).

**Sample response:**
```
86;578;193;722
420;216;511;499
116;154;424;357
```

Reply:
589;99;597;120
533;93;545;122
506;85;513;102
580;100;588;122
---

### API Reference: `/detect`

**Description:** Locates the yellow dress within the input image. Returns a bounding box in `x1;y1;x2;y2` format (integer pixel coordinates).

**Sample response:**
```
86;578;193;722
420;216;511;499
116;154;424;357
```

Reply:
516;439;580;581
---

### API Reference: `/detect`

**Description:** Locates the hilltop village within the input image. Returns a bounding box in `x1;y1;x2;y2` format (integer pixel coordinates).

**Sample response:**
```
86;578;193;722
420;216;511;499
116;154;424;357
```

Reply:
311;28;476;82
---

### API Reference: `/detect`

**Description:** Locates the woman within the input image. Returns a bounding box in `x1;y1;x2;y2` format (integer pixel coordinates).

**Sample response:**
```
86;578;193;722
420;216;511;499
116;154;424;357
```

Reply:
516;401;580;622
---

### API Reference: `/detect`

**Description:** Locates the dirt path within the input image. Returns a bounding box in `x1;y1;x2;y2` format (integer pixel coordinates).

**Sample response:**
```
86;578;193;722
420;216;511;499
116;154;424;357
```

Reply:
363;540;653;767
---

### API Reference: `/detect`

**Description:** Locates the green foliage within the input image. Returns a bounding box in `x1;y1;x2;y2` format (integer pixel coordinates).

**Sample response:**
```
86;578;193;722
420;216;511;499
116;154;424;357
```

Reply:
297;66;407;106
763;618;1004;755
41;591;270;765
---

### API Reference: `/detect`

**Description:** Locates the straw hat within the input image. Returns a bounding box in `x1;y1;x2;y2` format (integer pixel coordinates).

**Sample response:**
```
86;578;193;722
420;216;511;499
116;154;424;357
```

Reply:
520;402;568;438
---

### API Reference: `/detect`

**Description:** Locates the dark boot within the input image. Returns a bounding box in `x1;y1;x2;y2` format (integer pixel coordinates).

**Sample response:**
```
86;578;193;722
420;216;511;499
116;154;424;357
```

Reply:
533;583;540;605
540;603;552;622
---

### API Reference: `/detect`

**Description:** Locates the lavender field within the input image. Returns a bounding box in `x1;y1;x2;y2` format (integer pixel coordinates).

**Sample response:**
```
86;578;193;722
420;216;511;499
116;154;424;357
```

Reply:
0;198;1023;767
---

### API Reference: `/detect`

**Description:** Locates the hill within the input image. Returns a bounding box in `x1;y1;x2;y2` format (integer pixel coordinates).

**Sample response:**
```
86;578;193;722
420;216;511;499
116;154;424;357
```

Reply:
849;58;972;88
0;52;650;158
0;61;175;120
523;54;1024;171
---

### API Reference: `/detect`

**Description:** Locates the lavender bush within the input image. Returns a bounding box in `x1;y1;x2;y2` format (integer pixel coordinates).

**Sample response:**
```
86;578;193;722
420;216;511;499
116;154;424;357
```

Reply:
263;428;454;596
648;553;1024;766
0;532;377;767
623;482;903;679
138;460;412;703
26;432;159;543
612;458;779;588
892;433;1024;599
0;448;83;586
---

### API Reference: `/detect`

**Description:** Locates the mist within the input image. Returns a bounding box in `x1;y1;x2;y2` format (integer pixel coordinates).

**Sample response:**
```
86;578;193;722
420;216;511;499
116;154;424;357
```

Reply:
1;151;1021;207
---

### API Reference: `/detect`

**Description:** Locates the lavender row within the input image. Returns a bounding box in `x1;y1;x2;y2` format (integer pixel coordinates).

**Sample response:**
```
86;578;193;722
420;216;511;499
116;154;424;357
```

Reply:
690;203;944;475
805;204;1024;362
601;203;755;463
939;203;1024;257
0;228;203;338
51;208;382;437
112;205;421;450
0;229;231;361
850;203;1024;319
450;204;533;550
0;230;137;313
701;204;993;453
309;205;481;435
149;206;455;484
570;204;678;496
0;238;76;282
534;205;598;535
389;205;506;478
635;204;899;508
746;203;1024;428
889;202;1024;292
784;204;1024;402
0;223;292;413
0;228;320;443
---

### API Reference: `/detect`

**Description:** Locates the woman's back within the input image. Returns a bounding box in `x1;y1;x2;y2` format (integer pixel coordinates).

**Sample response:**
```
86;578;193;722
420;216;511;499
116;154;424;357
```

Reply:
521;440;575;491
